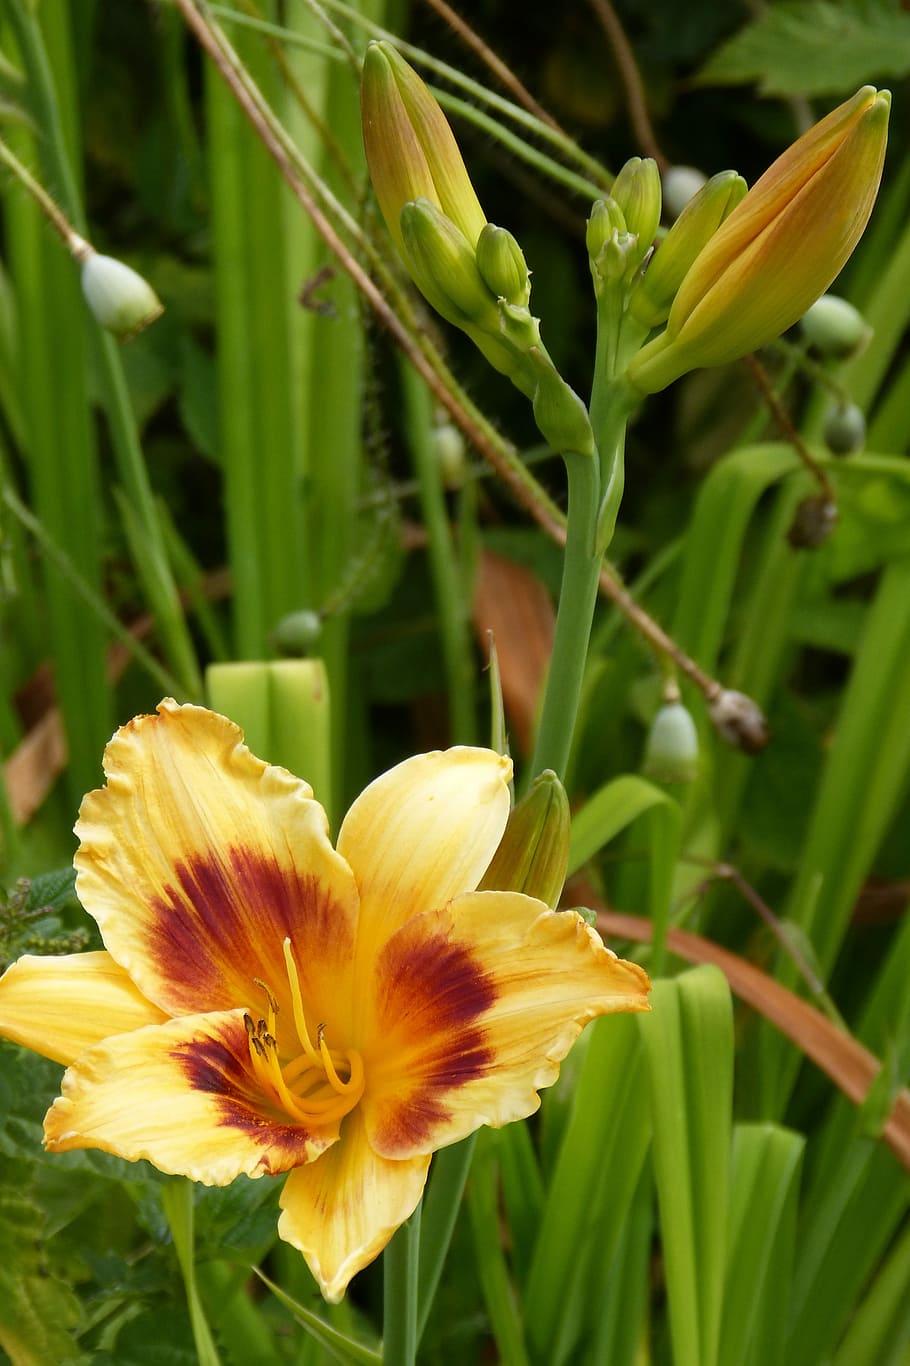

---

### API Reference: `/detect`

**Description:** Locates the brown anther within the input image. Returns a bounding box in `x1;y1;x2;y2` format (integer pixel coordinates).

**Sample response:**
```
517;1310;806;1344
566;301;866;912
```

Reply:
316;1023;326;1048
253;978;279;1015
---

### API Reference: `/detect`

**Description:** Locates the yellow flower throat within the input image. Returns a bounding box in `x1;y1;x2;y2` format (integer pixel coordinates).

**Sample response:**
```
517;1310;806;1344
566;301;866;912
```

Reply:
244;937;364;1127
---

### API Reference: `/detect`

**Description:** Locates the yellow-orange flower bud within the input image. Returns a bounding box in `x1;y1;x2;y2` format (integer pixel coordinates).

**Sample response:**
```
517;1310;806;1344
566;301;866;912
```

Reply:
361;41;486;255
628;87;890;395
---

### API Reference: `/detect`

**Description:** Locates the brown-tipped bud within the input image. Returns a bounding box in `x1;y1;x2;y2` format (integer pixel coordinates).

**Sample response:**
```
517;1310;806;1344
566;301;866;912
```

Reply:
476;223;531;306
787;494;839;549
479;769;570;909
709;689;770;754
643;701;699;784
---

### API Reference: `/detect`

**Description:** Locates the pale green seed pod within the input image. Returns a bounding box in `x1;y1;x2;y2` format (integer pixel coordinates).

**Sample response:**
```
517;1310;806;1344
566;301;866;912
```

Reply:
479;769;570;909
801;294;872;358
823;400;866;454
476;223;531;306
272;609;323;657
80;252;164;340
433;421;468;489
662;165;709;220
643;702;699;784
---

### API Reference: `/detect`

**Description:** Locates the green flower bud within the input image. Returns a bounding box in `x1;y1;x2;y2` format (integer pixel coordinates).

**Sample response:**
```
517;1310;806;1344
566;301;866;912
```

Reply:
823;399;866;454
801;294;872;358
629;170;747;330
586;197;626;263
530;351;596;456
80;251;164;340
476;223;530;306
399;198;497;329
610;157;661;268
433;421;468;489
643;701;699;784
662;165;709;220
272;609;323;657
479;769;570;909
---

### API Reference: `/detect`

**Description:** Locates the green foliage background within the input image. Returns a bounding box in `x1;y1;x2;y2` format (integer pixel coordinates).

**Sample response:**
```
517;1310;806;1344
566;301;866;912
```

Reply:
1;1;909;1363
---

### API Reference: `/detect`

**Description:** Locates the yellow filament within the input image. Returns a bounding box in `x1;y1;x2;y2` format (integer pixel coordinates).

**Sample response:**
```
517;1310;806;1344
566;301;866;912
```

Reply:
282;937;323;1068
241;938;366;1127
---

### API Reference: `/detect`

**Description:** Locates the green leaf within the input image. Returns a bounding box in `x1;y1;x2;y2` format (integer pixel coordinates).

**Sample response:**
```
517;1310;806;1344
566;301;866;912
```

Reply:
697;0;910;96
639;967;734;1366
253;1269;381;1366
0;1167;83;1366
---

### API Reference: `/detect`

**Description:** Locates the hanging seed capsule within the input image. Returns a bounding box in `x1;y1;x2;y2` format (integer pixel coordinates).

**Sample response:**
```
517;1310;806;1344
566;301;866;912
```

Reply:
80;251;164;340
643;701;699;784
823;400;866;455
801;294;872;358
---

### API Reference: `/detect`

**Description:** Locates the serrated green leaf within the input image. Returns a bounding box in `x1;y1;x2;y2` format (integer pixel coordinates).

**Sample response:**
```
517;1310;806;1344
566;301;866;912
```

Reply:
697;0;910;96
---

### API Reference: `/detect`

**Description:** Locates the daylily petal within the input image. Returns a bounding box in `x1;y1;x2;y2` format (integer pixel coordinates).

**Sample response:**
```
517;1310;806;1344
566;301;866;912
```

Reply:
0;951;167;1065
336;748;512;993
44;1010;339;1184
75;700;360;1037
362;891;650;1159
278;1110;429;1302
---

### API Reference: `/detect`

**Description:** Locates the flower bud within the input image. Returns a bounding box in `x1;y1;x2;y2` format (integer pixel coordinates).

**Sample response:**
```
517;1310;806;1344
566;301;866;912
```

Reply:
586;197;627;262
823;399;866;454
399;198;496;329
479;769;569;909
476;223;531;306
272;609;323;657
361;42;486;254
628;87;890;395
530;351;596;456
630;171;747;330
801;294;872;358
433;421;467;489
709;689;770;754
643;701;699;784
662;165;708;220
609;157;661;269
787;494;839;549
80;251;164;340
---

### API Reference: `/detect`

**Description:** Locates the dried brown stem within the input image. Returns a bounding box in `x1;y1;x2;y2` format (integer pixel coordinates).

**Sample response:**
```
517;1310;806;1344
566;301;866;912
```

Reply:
177;0;734;715
419;0;564;135
587;0;668;170
744;353;835;499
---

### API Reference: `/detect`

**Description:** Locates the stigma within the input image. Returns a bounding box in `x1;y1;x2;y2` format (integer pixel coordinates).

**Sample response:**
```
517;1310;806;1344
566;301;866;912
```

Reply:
244;938;364;1126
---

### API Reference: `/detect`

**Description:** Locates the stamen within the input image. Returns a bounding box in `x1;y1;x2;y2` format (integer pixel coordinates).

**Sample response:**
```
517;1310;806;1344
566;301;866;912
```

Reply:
282;937;323;1068
253;978;279;1036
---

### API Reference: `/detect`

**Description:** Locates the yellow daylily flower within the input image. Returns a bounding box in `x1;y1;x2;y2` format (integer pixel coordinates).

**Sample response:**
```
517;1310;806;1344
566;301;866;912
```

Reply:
0;699;649;1302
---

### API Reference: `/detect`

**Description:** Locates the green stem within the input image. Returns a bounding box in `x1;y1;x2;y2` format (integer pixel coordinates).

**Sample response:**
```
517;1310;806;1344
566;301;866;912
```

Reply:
417;1134;477;1342
383;1207;421;1366
160;1182;222;1366
529;451;602;780
401;363;476;745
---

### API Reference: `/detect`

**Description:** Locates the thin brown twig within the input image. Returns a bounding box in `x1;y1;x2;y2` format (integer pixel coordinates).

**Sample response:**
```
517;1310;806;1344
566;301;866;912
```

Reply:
177;0;737;715
419;0;565;136
744;353;835;499
587;0;668;170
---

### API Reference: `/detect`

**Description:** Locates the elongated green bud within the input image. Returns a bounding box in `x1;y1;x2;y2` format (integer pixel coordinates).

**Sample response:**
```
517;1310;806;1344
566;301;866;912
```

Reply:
629;170;747;329
476;223;530;305
586;197;626;263
643;701;699;784
530;351;596;456
610;157;661;269
400;198;497;329
479;769;569;908
80;250;163;340
801;294;872;357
